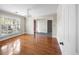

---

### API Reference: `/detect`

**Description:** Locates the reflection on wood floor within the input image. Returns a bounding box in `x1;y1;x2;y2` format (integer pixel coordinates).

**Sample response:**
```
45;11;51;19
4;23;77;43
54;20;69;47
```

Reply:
0;34;62;55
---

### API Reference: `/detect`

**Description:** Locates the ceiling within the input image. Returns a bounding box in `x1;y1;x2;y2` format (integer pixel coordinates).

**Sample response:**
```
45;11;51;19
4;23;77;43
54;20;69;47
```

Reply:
0;4;58;17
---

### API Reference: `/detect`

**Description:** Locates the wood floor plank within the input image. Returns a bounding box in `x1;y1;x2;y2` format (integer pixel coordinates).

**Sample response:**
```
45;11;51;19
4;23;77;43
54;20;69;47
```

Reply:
0;34;62;55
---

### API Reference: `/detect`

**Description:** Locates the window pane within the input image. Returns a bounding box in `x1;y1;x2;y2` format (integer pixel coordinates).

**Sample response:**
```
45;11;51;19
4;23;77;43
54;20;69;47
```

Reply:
0;17;21;35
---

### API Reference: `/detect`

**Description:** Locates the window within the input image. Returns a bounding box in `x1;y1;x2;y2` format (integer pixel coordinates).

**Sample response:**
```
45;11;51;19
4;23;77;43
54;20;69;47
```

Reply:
0;17;20;35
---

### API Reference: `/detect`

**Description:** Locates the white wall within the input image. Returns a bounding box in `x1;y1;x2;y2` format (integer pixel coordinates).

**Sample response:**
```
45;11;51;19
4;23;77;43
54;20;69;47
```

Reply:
26;17;34;34
20;17;25;34
0;10;25;34
52;14;57;37
36;19;47;33
57;4;76;54
36;14;57;36
25;15;53;35
36;14;54;34
77;5;79;54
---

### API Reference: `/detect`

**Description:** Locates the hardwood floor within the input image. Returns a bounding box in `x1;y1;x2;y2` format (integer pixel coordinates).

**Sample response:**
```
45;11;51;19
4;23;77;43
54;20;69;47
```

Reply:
0;34;62;55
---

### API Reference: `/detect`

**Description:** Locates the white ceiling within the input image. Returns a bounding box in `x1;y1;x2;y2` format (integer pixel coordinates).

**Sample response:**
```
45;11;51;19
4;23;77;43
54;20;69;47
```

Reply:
0;4;58;17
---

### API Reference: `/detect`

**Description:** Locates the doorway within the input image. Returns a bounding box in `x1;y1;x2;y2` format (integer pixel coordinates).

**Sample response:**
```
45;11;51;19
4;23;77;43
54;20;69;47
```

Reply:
34;20;36;36
47;20;52;36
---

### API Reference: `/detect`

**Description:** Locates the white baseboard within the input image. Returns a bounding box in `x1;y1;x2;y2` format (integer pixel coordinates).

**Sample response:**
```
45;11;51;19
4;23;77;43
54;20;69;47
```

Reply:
76;52;79;55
